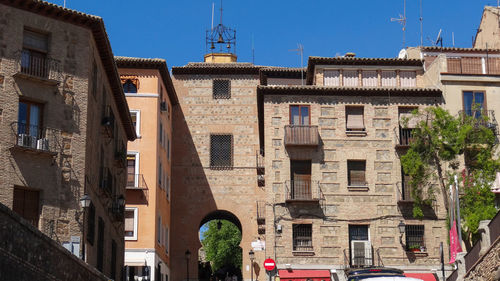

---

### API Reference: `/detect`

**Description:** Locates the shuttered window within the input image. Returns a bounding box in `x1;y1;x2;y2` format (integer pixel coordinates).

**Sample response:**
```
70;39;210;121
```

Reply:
381;70;397;87
87;202;95;245
343;70;359;86
97;217;105;271
213;79;231;99
346;106;365;131
125;209;137;239
23;30;48;52
362;70;377;87
210;134;233;169
348;160;366;186
400;71;416;87
324;70;340;86
12;187;39;227
111;240;117;279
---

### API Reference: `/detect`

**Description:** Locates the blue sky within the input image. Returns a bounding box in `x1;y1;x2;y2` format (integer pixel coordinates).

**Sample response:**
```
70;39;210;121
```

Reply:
53;0;494;68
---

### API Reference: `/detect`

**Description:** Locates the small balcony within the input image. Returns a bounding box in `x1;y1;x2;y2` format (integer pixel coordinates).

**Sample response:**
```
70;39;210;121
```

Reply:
14;50;60;85
256;150;265;175
285;180;323;202
284;125;319;146
11;122;59;155
458;110;497;131
101;106;115;138
256;201;265;225
395;127;414;148
126;173;149;204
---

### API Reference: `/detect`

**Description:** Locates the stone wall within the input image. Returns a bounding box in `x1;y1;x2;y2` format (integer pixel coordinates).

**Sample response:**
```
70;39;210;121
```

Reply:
0;202;109;281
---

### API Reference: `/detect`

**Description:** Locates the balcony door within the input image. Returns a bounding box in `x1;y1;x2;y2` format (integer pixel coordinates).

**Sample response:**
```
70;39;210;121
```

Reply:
290;160;311;200
127;153;139;188
463;91;485;118
290;105;310;125
18;101;42;138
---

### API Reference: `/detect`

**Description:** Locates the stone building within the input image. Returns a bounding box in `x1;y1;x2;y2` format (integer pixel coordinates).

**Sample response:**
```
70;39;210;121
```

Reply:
474;6;500;49
171;57;266;281
116;56;178;281
258;56;448;281
0;1;136;280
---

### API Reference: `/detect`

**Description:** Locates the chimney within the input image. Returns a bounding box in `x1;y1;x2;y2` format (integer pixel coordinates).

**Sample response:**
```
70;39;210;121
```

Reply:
345;52;356;58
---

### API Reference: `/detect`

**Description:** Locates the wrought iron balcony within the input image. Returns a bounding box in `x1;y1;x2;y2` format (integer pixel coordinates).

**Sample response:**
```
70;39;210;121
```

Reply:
11;122;60;155
14;50;61;83
256;201;265;225
396;127;415;148
256;149;265;175
396;180;414;203
126;173;149;204
285;180;323;202
458;110;497;130
284;125;319;146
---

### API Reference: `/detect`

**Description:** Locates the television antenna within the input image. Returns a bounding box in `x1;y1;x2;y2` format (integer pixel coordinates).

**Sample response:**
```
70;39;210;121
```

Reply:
427;29;442;47
289;43;304;85
206;0;236;54
391;0;407;47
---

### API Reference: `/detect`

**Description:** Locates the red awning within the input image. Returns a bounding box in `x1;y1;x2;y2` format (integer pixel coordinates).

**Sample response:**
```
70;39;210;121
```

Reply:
279;270;331;281
404;273;438;281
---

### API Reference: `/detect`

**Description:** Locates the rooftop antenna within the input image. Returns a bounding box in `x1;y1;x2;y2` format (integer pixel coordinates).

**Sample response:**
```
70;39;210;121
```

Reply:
419;0;423;46
452;32;455;47
206;0;236;54
391;0;407;48
63;0;66;8
435;29;443;47
252;34;255;64
211;2;214;30
289;43;304;85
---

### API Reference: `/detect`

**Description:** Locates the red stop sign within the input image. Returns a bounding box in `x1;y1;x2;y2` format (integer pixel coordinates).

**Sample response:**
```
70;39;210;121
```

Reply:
263;258;276;271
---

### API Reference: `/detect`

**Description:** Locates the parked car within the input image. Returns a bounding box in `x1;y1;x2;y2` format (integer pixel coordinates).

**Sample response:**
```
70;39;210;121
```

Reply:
346;268;423;281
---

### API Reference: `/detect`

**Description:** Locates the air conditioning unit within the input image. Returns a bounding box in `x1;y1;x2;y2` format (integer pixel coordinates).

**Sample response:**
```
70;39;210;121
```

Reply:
351;240;372;267
37;138;49;151
17;134;35;148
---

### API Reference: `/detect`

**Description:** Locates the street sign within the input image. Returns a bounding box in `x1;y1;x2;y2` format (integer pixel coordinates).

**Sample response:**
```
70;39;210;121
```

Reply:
263;258;276;271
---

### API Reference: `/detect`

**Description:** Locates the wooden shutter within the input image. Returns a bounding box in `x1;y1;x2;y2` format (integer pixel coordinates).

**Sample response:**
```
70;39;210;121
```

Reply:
349;161;366;186
23;30;48;52
462;57;482;74
13;188;39;227
346;107;364;130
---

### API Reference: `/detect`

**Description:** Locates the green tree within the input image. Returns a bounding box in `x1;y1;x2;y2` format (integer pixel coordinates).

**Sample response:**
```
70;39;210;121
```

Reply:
401;106;499;249
201;220;242;271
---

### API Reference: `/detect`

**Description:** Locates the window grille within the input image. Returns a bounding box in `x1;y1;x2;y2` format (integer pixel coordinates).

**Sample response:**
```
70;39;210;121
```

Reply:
213;79;231;99
405;225;425;251
348;160;366;186
210;134;233;169
293;224;313;251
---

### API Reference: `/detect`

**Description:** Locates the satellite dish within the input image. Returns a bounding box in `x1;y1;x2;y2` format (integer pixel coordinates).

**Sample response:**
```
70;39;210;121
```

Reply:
398;49;408;59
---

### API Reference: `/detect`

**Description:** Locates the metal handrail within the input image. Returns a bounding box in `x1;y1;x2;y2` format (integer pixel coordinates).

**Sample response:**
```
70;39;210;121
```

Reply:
15;49;61;80
10;121;61;153
126;173;148;190
285;180;322;201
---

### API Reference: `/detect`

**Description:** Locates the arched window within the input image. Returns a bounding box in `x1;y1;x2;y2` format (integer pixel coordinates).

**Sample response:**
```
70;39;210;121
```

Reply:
123;79;137;93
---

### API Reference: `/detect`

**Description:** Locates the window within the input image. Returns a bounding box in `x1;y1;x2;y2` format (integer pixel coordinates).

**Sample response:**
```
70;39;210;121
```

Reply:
290;105;310;125
400;71;416;87
345;106;365;132
401;166;412;201
159;122;163;145
210;134;233;169
165;226;169;254
123;79;138;93
293;224;312;251
348;160;366;186
362;70;377;87
166;174;170;200
324;70;340;86
167;136;170;161
381;70;396;87
12;187;39;227
290;160;312;200
87;202;95;245
343;70;359;86
126;266;151;281
21;29;49;78
213;79;231;99
158;162;163;187
130;110;140;136
97;217;105;271
463;91;485;117
157;216;162;244
349;225;371;266
405;225;425;252
398;107;418;146
127;153;138;188
111;239;117;279
18;100;43;142
125;208;138;240
92;61;98;97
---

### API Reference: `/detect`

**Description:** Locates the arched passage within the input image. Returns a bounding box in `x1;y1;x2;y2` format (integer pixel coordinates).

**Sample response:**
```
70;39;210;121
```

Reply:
198;210;243;281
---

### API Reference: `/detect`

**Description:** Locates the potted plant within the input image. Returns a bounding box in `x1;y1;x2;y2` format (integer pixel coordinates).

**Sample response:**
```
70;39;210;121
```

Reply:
408;244;421;252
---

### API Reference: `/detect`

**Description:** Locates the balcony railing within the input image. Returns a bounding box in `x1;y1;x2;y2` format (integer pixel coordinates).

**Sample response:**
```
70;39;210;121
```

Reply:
15;50;61;82
256;149;265;174
256;201;265;224
397;181;415;202
458;110;497;130
284;125;319;146
11;122;60;154
397;127;414;147
126;173;148;190
285;180;323;202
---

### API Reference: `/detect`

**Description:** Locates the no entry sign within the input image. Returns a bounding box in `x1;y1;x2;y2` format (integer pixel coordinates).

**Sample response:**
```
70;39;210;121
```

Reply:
263;258;276;271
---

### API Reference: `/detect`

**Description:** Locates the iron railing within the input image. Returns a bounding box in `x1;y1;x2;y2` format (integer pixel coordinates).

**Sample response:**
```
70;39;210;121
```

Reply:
293;224;313;252
256;149;265;173
396;179;414;202
458;110;497;129
285;180;323;201
126;174;148;190
284;125;319;146
16;49;61;80
11;122;60;154
398;127;414;146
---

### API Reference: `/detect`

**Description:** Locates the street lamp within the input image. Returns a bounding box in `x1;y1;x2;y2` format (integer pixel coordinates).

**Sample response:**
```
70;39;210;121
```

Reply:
185;249;191;281
79;194;91;261
249;250;255;281
398;220;406;245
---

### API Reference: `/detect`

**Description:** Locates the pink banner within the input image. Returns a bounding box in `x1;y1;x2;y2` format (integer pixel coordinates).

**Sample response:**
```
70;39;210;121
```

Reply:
449;220;462;263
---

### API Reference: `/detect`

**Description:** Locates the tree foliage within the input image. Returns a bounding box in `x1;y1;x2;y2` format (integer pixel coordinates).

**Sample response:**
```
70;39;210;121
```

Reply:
201;220;242;271
400;106;499;248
